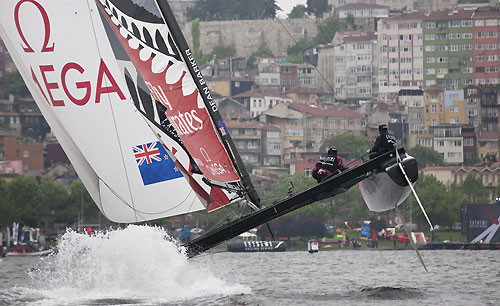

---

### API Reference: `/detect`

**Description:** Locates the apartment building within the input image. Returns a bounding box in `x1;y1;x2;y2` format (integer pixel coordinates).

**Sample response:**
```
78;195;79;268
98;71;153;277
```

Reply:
335;3;389;19
397;89;425;147
225;120;281;165
472;7;500;86
479;86;499;132
232;89;292;117
332;30;378;102
477;131;500;160
462;126;477;163
377;12;425;102
430;125;464;164
422;9;475;89
463;85;482;128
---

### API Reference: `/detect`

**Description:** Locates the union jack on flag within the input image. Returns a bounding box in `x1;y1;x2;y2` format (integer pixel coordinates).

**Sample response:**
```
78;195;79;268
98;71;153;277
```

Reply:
133;142;162;166
132;141;183;186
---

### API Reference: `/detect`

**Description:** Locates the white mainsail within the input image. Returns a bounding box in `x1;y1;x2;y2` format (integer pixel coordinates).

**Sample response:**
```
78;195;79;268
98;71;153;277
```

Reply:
0;0;205;223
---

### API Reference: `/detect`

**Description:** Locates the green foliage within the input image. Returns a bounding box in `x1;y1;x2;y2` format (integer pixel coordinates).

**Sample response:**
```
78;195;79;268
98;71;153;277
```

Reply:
288;5;307;19
68;179;100;225
211;44;236;60
247;44;274;68
313;16;346;45
407;145;445;169
320;133;372;159
402;173;460;229
3;71;30;99
460;174;489;204
332;185;369;222
186;0;278;21
285;16;345;63
306;0;329;17
346;14;357;30
8;176;42;227
191;18;202;62
261;173;316;206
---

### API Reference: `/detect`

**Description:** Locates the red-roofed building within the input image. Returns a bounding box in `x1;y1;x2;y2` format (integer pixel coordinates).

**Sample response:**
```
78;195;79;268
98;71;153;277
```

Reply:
284;86;330;105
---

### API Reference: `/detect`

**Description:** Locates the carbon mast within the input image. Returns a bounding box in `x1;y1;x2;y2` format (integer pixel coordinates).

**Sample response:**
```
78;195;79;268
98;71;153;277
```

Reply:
154;0;261;207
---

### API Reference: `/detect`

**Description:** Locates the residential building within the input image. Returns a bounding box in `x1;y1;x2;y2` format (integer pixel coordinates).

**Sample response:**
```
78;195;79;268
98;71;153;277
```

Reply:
423;85;445;128
332;30;378;103
472;7;500;86
414;0;459;11
0;98;21;133
15;97;50;141
463;85;482;128
480;86;499;131
206;77;254;97
280;63;299;93
213;57;248;79
398;89;425;144
462;126;477;163
297;64;319;89
0;134;44;172
477;131;500;160
422;9;474;89
217;97;250;120
255;63;281;93
285;87;330;105
232;89;292;117
423;165;500;202
289;103;365;158
225;120;280;165
335;3;389;19
316;44;336;93
443;89;466;125
259;103;304;168
430;125;463;164
377;12;424;102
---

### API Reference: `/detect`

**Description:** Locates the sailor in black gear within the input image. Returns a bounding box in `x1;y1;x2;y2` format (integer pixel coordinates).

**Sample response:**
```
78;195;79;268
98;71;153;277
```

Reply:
312;146;347;183
367;124;397;158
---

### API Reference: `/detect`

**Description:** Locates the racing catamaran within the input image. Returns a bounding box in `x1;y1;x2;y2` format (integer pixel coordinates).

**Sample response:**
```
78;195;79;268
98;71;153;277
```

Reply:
0;0;421;258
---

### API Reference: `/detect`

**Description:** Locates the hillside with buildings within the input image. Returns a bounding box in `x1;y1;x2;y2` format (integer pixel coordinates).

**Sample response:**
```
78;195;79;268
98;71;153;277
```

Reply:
1;0;500;206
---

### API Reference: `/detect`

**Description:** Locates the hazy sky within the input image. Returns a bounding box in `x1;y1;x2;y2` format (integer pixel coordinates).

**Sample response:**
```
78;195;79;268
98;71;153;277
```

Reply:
276;0;307;18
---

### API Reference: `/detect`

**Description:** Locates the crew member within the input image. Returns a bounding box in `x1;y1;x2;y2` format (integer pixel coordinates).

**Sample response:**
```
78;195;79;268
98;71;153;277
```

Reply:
367;124;396;158
312;146;347;183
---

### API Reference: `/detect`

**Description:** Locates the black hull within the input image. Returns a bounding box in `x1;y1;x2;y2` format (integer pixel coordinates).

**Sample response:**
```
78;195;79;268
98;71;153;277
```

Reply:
184;149;412;257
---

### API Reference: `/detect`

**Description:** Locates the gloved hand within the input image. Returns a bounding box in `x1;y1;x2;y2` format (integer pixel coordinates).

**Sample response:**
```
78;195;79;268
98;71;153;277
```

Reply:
318;169;326;175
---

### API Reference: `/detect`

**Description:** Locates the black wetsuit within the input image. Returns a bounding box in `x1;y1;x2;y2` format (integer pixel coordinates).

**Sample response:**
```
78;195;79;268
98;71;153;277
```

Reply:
312;155;347;183
369;131;396;158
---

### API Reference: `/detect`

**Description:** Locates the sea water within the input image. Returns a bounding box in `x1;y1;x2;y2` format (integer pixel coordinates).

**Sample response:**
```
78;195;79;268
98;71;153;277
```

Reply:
1;225;499;306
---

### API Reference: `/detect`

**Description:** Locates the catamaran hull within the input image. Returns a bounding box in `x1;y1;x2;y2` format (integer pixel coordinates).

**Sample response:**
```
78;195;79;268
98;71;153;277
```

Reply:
359;154;418;212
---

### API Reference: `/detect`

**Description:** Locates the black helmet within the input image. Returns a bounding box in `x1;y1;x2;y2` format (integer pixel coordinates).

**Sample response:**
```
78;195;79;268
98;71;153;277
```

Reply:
378;124;388;133
327;146;337;156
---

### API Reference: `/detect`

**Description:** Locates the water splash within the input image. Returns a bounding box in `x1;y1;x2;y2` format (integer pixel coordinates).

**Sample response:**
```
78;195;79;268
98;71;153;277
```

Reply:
26;225;249;305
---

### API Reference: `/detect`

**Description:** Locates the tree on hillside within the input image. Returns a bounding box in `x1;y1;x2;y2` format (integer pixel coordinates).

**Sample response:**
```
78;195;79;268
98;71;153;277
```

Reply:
320;133;372;159
0;178;17;226
332;185;369;222
191;18;202;62
186;0;278;21
460;174;489;204
261;173;316;206
8;176;42;227
3;71;29;99
407;145;445;169
313;16;346;45
307;0;329;18
288;5;307;19
403;173;459;229
211;44;237;60
247;44;273;68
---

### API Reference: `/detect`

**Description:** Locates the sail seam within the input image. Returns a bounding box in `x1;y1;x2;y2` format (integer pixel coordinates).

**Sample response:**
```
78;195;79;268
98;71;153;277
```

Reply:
87;0;139;222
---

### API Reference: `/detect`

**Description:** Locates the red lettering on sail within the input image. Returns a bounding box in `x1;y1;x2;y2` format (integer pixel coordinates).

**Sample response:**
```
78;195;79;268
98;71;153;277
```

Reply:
30;66;50;104
95;59;125;103
61;62;91;106
14;0;54;53
39;65;64;106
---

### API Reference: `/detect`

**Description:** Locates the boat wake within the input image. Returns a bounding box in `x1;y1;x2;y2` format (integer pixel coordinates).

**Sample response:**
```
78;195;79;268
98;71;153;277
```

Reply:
7;225;249;305
359;286;422;300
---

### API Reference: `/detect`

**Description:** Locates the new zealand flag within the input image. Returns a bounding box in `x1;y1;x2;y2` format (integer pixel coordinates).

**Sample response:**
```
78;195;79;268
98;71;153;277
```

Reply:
133;141;183;185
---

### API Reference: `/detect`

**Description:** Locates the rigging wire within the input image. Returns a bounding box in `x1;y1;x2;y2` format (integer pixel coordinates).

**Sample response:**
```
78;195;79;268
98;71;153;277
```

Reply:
259;0;342;101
